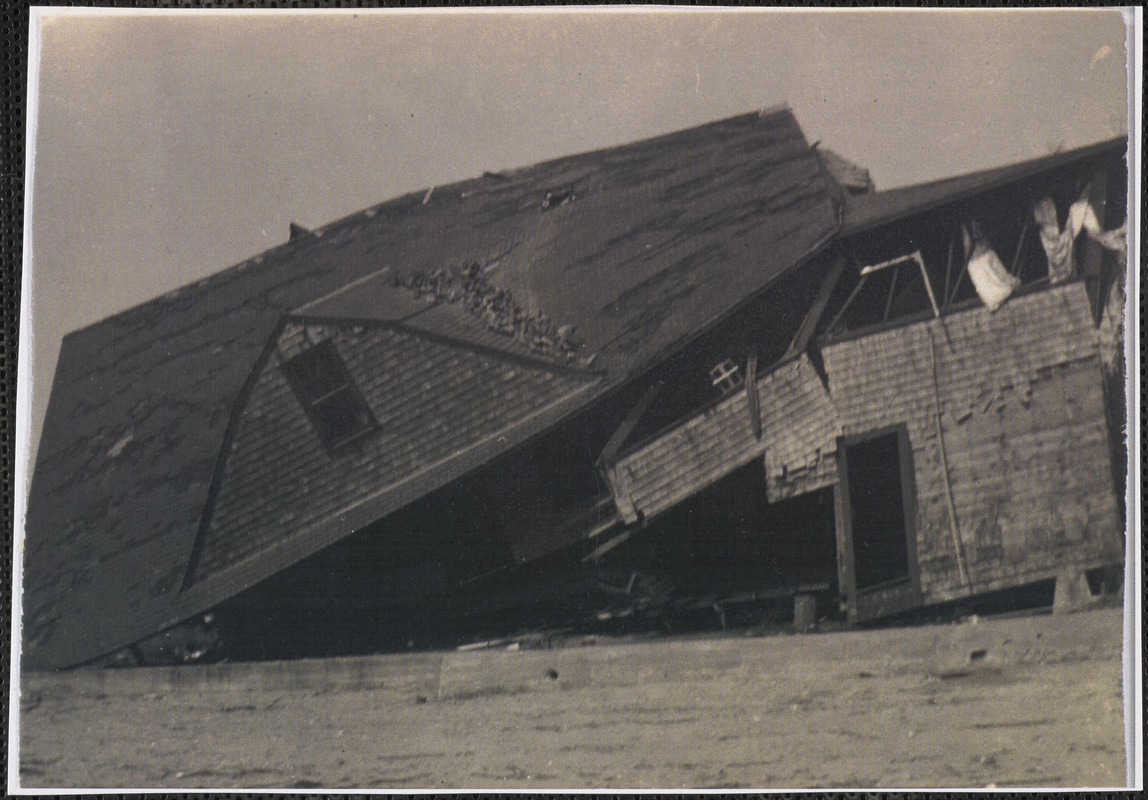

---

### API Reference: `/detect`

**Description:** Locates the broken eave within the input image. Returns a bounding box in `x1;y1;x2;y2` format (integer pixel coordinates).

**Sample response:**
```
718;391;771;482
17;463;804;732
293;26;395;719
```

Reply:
840;137;1127;237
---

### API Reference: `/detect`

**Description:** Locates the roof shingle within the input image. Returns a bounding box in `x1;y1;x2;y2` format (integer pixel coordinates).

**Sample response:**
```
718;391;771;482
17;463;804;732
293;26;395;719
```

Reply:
24;107;841;668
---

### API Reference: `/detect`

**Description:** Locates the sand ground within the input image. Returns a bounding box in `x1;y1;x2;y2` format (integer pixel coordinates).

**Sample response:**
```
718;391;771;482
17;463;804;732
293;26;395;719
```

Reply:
16;607;1129;790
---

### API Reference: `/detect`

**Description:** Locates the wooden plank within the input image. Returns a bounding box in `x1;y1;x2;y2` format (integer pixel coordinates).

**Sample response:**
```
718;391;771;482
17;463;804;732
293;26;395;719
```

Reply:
942;235;955;308
882;263;899;321
582;529;634;562
597;383;661;465
824;272;868;339
586;514;621;539
785;254;847;359
745;354;761;439
1009;215;1031;277
916;253;942;319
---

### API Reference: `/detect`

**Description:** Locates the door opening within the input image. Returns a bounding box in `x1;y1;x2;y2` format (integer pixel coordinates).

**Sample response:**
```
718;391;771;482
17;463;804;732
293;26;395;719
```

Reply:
838;426;920;622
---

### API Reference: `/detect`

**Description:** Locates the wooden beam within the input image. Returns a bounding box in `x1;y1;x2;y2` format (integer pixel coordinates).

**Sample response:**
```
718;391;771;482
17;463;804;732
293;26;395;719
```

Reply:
582;528;634;562
745;354;761;440
1009;215;1031;277
882;264;899;321
597;383;661;465
824;272;868;339
942;236;955;309
784;254;847;360
947;252;970;306
913;252;941;319
926;325;970;587
586;513;622;539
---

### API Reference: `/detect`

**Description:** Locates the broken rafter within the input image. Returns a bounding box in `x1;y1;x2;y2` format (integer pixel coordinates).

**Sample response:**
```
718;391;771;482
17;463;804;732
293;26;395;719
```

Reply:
825;272;868;337
918;256;942;320
858;252;915;276
586;513;622;539
582;528;634;563
784;254;847;360
597;383;661;466
861;251;939;319
947;230;972;306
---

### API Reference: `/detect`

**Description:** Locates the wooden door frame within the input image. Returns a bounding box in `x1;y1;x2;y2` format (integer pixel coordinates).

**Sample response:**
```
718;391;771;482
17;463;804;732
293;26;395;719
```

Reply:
835;423;922;623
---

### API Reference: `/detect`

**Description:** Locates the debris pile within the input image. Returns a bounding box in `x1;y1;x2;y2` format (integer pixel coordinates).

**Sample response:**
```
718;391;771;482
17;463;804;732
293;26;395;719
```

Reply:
396;262;591;365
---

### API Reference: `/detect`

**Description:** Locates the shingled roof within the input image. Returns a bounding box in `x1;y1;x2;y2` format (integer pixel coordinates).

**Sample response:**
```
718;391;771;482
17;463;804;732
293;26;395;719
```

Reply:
24;106;844;669
840;136;1127;235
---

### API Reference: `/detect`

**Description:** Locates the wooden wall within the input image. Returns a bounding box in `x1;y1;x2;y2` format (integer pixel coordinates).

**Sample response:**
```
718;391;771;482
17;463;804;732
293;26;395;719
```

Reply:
608;354;840;523
822;282;1123;603
606;282;1121;610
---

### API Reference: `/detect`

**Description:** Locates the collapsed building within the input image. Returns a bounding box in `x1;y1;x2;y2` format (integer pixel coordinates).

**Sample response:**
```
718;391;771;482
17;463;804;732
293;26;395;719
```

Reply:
21;107;1128;668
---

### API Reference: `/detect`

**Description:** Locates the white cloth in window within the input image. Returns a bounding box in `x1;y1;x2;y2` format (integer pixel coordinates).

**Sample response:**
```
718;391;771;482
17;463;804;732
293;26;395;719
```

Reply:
1034;193;1101;283
963;223;1020;312
1092;221;1128;257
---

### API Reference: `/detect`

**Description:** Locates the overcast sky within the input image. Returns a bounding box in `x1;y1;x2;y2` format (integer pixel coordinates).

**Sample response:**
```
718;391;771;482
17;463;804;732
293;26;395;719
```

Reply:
21;7;1133;467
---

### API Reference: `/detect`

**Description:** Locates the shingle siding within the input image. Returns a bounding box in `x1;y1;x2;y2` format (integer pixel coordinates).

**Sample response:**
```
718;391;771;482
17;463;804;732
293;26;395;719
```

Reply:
822;282;1122;603
609;354;840;523
608;282;1121;611
760;358;841;502
195;321;594;580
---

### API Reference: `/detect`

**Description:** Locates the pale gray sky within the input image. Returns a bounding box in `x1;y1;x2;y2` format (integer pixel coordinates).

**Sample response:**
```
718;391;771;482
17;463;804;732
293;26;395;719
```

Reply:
22;8;1132;465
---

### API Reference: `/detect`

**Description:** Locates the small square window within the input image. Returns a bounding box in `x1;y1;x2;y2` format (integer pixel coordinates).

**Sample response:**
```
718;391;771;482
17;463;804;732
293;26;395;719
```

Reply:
281;340;379;453
710;359;744;396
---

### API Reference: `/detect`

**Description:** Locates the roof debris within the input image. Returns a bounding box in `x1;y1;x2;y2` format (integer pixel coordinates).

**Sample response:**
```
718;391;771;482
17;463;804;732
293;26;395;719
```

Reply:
106;431;134;459
395;262;589;365
541;188;576;211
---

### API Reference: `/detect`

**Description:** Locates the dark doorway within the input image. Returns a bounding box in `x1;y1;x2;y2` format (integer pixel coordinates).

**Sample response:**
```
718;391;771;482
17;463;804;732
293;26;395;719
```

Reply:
838;426;920;622
846;432;910;588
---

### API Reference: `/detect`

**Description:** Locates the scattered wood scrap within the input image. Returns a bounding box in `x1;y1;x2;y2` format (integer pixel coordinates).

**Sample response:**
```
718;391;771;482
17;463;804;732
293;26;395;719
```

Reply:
395;263;591;365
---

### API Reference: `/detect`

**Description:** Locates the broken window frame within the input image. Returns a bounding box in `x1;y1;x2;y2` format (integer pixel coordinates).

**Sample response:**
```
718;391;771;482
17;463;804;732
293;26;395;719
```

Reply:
280;339;380;454
860;251;941;318
824;251;941;339
825;224;1029;342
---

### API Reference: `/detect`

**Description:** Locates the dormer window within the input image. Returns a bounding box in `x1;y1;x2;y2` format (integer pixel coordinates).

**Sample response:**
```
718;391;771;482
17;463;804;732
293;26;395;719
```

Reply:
281;340;379;453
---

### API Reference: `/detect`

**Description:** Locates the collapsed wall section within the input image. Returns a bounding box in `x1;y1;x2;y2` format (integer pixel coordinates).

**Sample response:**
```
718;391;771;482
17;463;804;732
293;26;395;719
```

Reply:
607;354;840;524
